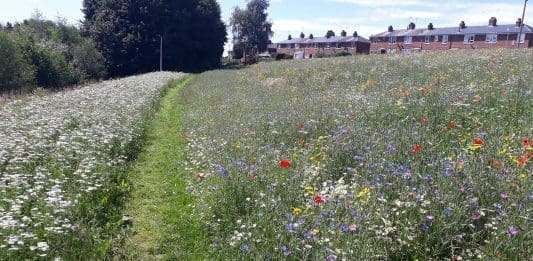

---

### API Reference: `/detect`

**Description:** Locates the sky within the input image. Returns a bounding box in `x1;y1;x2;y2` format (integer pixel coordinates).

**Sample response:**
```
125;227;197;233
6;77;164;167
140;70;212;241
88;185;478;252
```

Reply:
1;0;531;53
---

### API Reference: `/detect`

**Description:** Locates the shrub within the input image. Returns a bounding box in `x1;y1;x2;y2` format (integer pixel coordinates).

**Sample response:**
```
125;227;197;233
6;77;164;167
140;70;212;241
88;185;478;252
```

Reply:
0;31;35;92
274;53;293;60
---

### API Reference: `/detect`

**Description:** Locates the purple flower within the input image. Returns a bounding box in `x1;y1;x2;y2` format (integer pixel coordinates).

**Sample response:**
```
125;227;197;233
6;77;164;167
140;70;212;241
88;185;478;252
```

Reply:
421;224;430;231
445;209;454;218
327;254;338;261
508;226;519;237
241;244;249;251
425;215;435;222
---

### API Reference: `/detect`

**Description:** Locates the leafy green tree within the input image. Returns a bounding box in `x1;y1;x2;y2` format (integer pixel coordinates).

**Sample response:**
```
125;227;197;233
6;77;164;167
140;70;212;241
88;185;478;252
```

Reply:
326;30;335;38
230;0;273;59
0;31;35;92
83;0;226;75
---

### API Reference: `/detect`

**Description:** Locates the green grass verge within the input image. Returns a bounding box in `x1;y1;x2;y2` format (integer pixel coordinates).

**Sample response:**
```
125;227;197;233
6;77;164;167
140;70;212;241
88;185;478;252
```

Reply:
122;76;210;260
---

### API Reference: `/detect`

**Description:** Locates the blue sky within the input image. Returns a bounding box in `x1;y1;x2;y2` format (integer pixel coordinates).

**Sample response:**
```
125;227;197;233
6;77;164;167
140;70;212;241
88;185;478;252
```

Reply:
1;0;531;51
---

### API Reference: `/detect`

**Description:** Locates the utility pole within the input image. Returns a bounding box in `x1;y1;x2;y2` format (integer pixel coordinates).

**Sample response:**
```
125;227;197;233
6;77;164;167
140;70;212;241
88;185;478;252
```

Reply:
160;35;163;71
517;0;528;48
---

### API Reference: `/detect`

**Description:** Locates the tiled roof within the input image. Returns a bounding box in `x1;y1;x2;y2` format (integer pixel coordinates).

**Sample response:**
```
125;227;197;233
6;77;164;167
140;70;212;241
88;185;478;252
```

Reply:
371;24;533;38
276;36;370;44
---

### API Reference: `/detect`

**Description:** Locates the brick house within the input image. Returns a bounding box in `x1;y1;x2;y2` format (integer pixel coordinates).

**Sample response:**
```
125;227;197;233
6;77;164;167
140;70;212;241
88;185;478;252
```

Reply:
276;31;371;58
370;18;533;54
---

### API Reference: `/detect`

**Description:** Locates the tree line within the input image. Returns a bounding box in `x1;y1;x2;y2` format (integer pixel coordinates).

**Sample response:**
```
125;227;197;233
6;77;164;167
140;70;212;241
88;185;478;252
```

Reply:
1;0;273;92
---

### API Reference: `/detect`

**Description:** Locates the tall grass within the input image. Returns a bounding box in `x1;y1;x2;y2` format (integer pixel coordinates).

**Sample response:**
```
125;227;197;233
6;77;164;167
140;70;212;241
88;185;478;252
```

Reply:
181;49;532;259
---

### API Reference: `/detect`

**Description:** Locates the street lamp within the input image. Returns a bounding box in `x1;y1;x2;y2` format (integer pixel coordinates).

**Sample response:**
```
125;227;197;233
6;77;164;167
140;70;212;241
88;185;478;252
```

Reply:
517;0;528;48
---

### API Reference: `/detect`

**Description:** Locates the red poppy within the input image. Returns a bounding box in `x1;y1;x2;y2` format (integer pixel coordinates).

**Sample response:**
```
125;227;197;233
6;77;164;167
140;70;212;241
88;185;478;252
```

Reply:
473;138;484;146
420;116;428;125
491;160;502;169
279;160;292;168
299;123;305;130
525;152;533;159
298;138;305;146
412;144;422;153
517;156;527;166
448;121;457;129
522;138;531;147
313;195;325;205
248;172;258;180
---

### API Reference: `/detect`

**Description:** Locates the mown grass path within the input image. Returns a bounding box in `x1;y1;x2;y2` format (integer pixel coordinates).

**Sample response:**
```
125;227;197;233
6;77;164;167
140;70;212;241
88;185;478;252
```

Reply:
123;76;209;260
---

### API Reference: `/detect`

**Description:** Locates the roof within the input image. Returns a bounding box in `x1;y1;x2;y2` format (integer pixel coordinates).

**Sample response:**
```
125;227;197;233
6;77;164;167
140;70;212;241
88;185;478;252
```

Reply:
276;35;370;44
371;24;533;38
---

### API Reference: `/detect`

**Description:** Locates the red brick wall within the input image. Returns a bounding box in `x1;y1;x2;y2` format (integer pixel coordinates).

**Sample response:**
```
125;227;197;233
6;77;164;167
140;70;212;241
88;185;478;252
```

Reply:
370;34;531;53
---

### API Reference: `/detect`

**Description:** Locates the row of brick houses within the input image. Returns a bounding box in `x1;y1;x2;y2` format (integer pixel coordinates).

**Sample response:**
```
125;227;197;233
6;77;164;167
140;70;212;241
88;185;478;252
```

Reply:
274;17;533;58
275;31;371;59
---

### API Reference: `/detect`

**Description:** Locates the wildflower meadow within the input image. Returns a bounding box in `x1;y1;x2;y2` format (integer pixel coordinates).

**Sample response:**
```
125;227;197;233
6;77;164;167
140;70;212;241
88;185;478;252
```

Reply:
180;49;532;259
0;72;183;259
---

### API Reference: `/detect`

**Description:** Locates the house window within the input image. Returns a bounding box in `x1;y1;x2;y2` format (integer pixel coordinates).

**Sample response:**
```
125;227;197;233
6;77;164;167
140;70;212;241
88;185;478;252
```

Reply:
371;37;379;43
442;35;449;44
389;36;397;44
404;36;412;44
519;33;526;43
295;44;300;49
464;34;475;44
290;44;295;48
424;36;431;44
485;34;497;43
434;35;440;42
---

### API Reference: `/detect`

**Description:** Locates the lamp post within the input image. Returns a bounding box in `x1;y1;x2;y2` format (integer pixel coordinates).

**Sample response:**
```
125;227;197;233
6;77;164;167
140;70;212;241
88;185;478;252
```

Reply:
159;35;163;71
517;0;528;48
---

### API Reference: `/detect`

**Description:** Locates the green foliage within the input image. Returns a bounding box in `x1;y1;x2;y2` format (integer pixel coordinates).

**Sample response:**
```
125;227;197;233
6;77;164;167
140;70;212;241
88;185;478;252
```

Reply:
326;30;335;38
82;0;227;76
230;0;273;58
274;53;293;60
1;15;106;91
0;31;35;92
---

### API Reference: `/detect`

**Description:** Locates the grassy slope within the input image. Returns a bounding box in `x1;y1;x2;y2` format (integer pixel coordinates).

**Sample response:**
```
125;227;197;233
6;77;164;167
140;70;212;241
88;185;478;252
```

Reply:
123;76;209;260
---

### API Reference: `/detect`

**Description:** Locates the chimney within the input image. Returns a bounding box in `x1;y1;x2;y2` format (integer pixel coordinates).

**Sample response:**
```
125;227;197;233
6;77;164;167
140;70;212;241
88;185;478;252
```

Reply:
489;17;497;26
516;18;523;27
353;31;358;37
408;22;416;30
388;25;394;32
288;34;292;40
428;23;434;30
300;32;305;38
341;30;347;37
459;21;466;30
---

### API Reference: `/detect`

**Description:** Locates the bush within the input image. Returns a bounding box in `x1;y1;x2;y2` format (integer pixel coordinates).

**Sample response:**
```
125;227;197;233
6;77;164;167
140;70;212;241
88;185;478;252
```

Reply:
274;53;293;60
0;31;35;92
26;43;81;88
72;40;107;80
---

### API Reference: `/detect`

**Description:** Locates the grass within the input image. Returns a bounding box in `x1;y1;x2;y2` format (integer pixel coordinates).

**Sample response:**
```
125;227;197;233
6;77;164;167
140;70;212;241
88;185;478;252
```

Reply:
179;49;532;259
123;76;210;260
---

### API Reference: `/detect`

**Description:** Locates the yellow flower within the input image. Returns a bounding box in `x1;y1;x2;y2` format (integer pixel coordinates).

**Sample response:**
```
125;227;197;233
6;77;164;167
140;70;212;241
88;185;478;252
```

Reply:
304;186;314;195
358;187;371;198
235;140;241;149
293;207;302;216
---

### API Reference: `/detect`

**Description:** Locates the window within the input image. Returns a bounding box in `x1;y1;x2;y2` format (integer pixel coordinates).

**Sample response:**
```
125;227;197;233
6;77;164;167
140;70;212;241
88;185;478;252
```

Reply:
295;44;300;49
464;34;475;44
404;36;412;44
442;35;449;44
371;37;379;43
434;35;440;42
290;44;295;48
389;36;397;44
519;33;526;43
424;36;432;44
485;34;497;43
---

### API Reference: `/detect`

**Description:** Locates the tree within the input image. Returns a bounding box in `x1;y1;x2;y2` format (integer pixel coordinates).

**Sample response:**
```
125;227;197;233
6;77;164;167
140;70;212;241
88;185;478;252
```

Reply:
352;31;358;37
326;30;335;38
83;0;226;75
300;32;305;38
230;0;273;60
341;30;347;37
0;31;35;92
309;34;314;39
